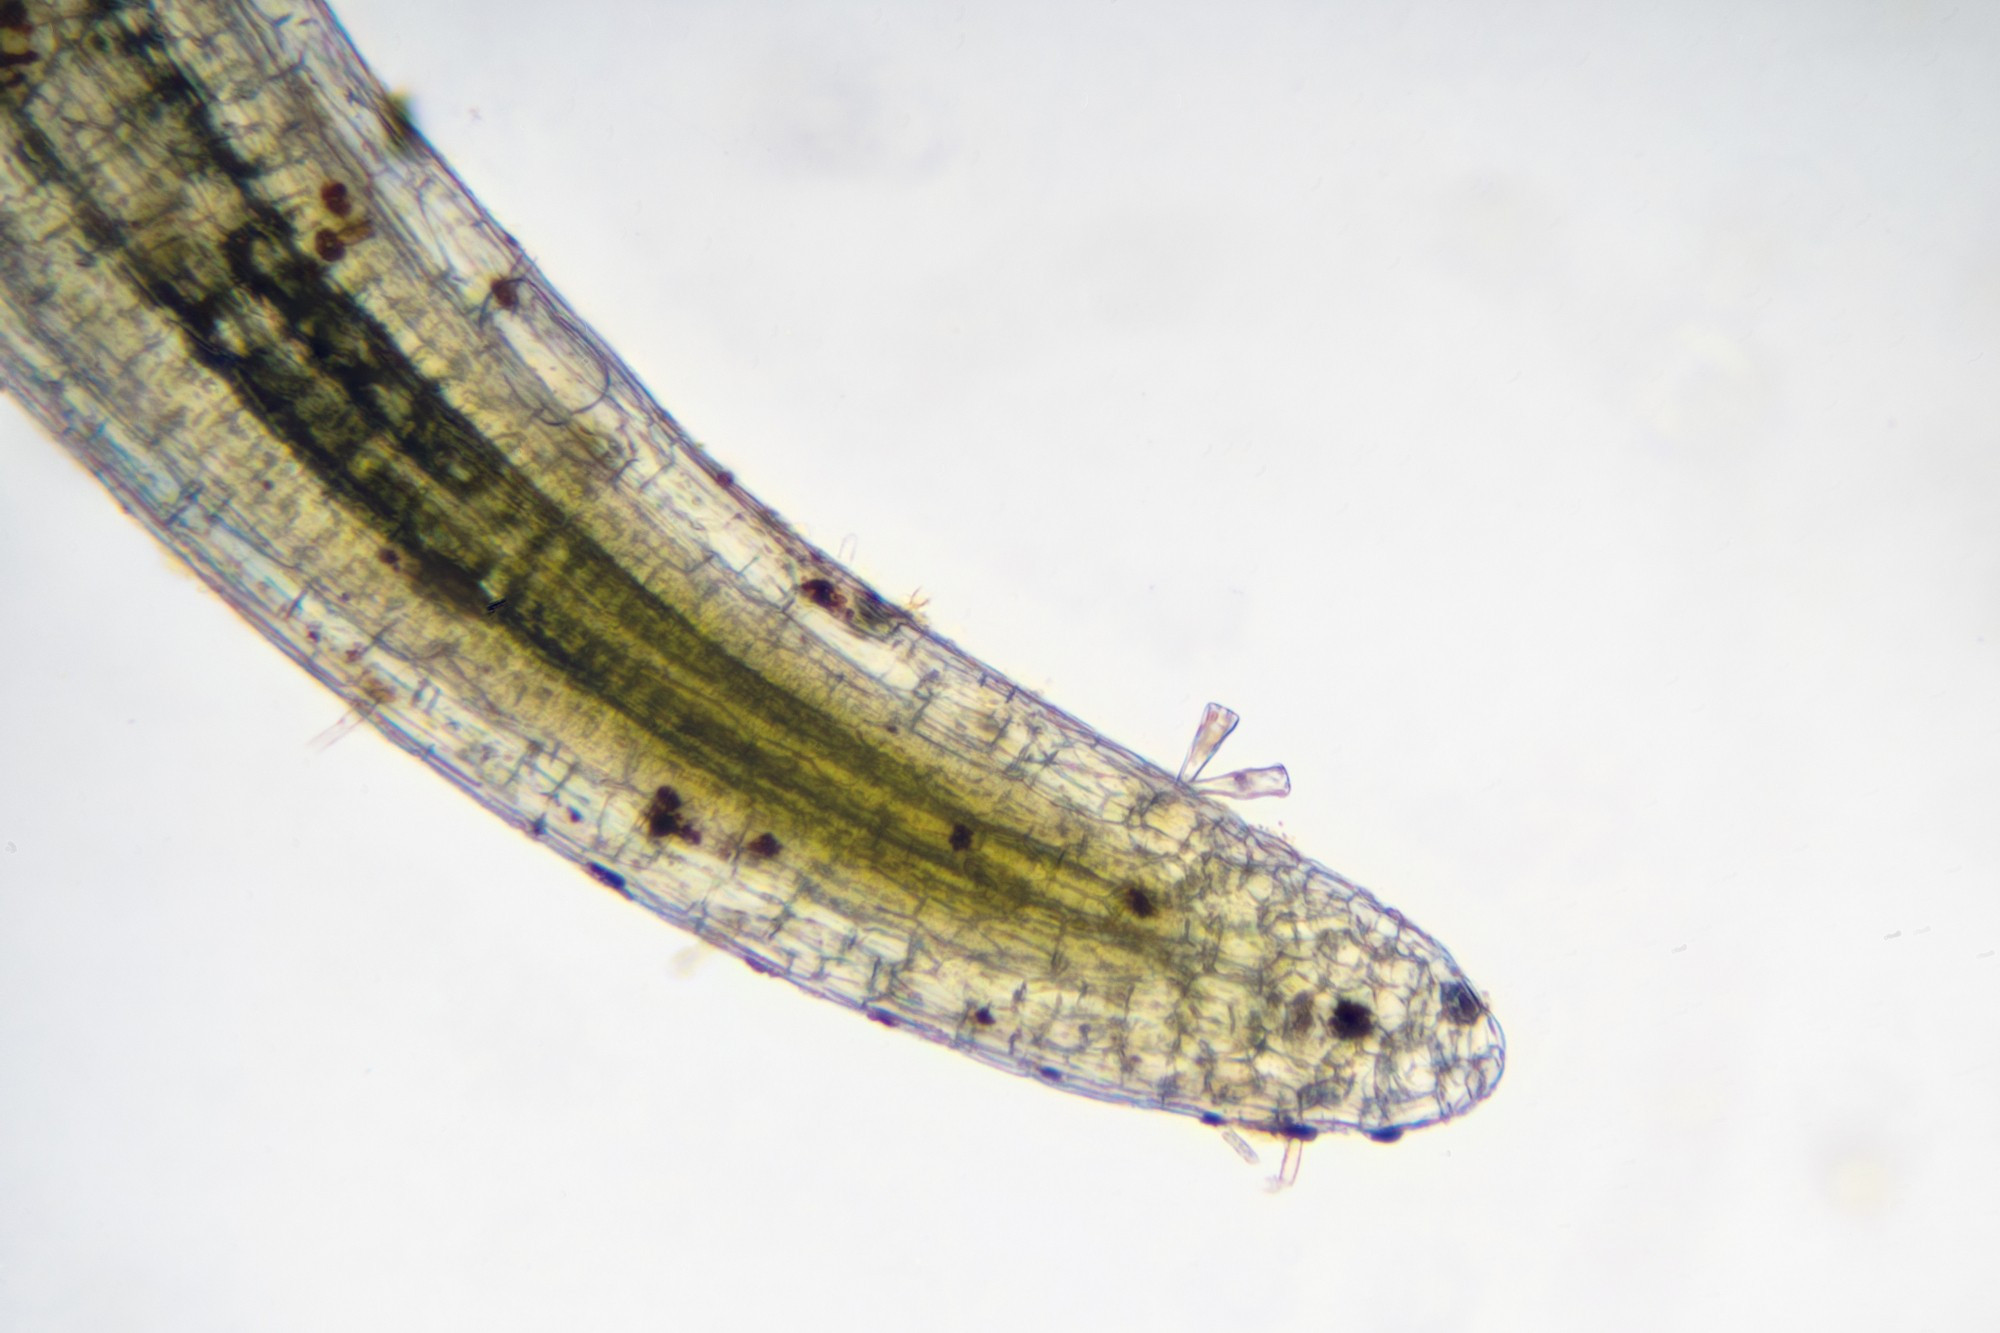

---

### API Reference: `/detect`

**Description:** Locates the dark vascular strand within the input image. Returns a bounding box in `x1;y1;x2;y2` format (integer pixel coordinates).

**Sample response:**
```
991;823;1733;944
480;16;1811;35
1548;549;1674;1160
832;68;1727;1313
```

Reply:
0;5;1161;951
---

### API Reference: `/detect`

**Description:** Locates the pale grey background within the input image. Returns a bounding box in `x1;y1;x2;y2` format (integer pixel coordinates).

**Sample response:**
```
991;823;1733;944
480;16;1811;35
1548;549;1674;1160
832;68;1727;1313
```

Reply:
3;1;1996;1330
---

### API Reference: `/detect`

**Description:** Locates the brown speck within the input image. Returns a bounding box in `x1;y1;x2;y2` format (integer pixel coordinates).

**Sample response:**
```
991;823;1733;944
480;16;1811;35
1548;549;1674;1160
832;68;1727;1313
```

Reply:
746;832;782;859
313;228;345;262
644;786;685;839
0;3;32;32
1438;980;1485;1024
1122;885;1158;918
320;181;352;217
715;470;734;487
1284;992;1317;1039
949;822;973;852
377;547;401;568
489;276;522;311
800;577;845;612
1329;998;1374;1041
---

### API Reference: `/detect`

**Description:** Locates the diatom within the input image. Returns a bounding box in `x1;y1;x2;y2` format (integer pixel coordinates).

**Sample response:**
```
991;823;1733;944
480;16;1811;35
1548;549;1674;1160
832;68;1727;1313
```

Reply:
0;0;1503;1144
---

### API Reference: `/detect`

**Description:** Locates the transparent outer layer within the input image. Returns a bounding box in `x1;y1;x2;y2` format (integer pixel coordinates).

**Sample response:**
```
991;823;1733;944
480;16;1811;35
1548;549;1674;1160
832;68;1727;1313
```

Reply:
0;0;1502;1139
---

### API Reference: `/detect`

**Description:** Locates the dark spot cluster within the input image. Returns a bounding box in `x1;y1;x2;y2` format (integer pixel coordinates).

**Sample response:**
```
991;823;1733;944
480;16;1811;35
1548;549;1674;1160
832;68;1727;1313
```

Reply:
644;785;700;844
800;577;845;612
745;832;782;859
1439;979;1486;1024
948;822;973;852
320;181;353;217
1122;885;1159;918
1329;998;1375;1041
